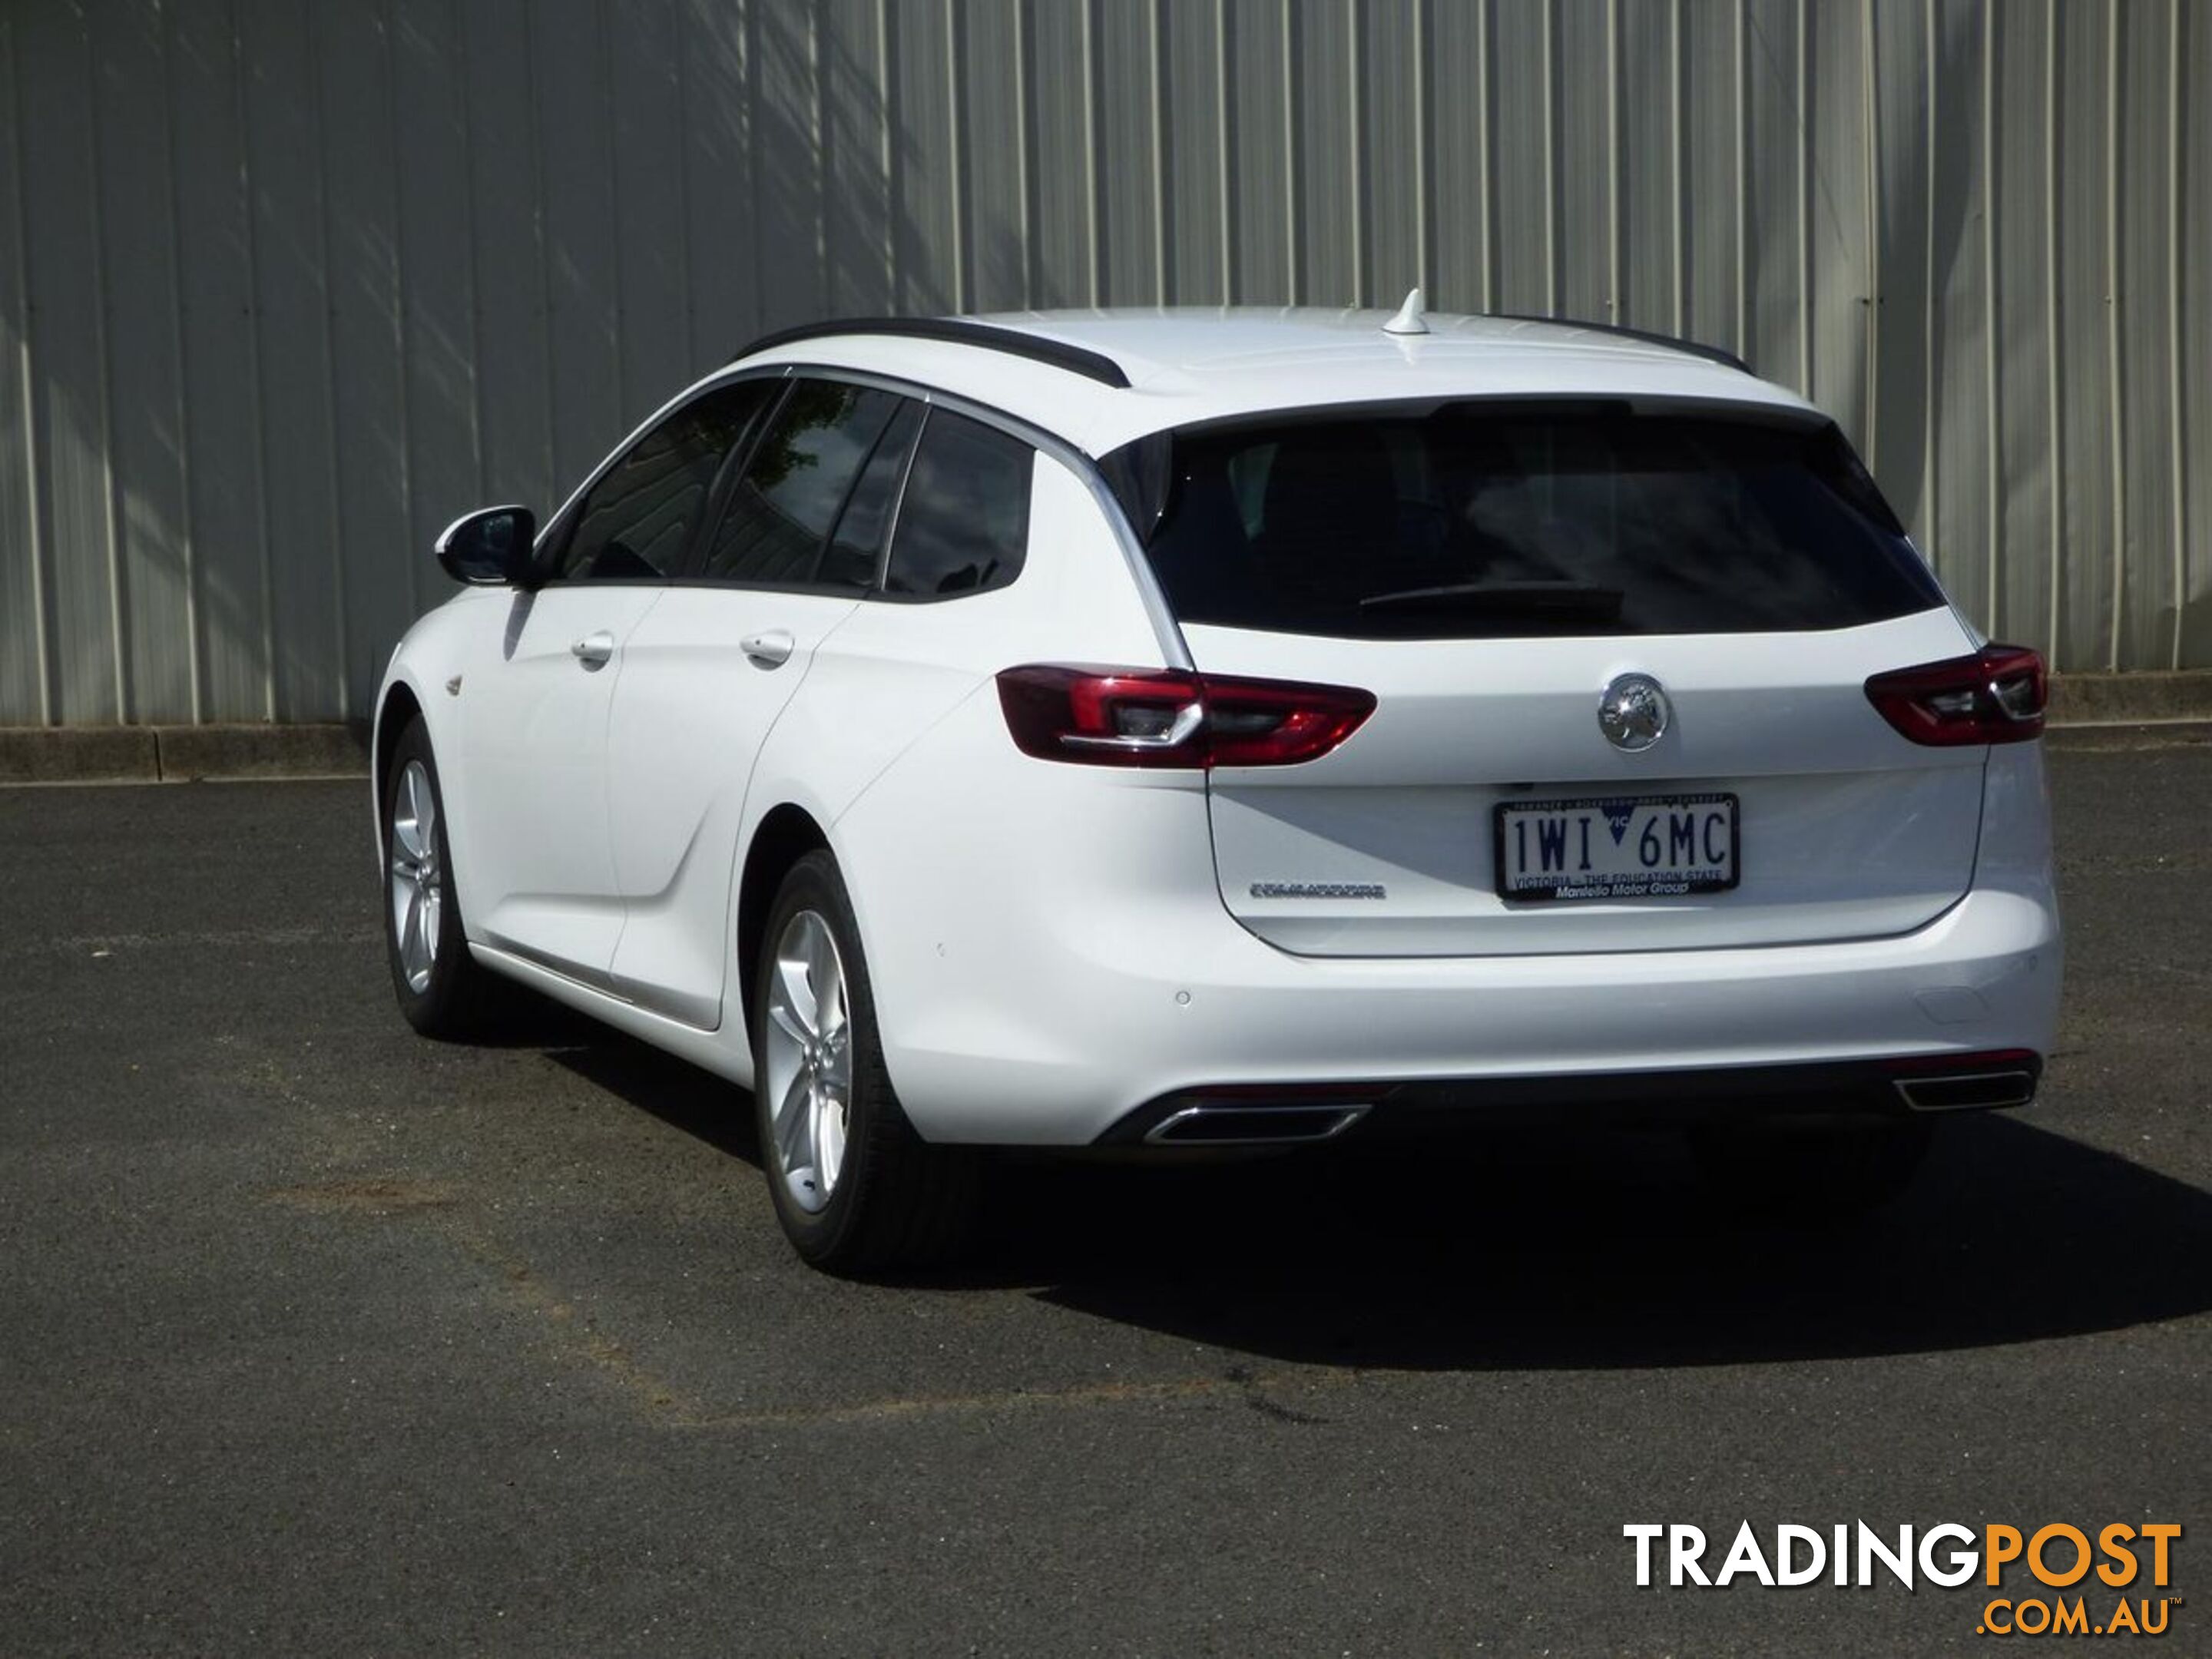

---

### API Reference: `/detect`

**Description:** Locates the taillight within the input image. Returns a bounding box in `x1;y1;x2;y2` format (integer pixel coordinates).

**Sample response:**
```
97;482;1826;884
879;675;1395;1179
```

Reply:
1863;644;2046;746
995;665;1375;768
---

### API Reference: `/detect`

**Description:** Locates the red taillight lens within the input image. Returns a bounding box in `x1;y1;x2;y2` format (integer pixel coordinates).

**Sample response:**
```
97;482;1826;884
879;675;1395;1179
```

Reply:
1864;644;2046;746
995;665;1376;768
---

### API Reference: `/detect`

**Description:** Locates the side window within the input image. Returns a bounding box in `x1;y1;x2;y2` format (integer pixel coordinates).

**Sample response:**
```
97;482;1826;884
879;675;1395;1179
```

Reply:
554;384;769;582
881;411;1034;599
697;380;900;586
819;401;925;591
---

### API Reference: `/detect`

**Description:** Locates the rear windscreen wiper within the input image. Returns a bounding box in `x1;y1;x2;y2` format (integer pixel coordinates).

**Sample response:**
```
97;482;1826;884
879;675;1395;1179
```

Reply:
1357;580;1626;619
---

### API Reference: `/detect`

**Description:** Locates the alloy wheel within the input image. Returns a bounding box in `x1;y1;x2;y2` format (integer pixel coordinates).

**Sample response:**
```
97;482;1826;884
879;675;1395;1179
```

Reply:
388;759;443;994
762;909;853;1213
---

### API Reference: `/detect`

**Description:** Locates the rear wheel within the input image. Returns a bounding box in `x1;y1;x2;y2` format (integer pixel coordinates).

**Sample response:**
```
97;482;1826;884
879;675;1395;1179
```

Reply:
382;720;500;1038
753;851;978;1273
1689;1116;1933;1220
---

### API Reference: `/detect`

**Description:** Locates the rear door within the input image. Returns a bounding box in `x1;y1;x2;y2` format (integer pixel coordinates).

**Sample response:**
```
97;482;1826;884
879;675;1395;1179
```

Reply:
604;380;922;1025
1132;403;1988;957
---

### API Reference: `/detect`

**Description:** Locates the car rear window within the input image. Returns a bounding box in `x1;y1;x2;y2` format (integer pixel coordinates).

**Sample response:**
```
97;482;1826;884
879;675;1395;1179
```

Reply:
1116;406;1946;639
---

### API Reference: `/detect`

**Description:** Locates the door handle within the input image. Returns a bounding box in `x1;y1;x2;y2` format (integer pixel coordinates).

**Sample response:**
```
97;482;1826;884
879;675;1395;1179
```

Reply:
741;630;796;668
570;630;616;668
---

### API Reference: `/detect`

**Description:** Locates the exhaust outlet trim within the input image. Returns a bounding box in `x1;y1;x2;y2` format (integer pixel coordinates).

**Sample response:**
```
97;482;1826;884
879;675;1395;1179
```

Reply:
1143;1101;1373;1146
1892;1070;2038;1112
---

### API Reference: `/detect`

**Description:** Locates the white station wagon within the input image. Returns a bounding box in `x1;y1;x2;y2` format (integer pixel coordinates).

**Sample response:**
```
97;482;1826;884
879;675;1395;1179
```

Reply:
373;304;2061;1271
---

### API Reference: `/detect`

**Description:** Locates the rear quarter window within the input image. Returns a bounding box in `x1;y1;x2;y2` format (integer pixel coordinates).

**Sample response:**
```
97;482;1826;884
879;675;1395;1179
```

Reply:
880;411;1033;600
1120;406;1945;639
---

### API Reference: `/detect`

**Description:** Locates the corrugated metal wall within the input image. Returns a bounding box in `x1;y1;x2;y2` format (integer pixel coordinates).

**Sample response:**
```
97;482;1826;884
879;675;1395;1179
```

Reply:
2;0;2206;725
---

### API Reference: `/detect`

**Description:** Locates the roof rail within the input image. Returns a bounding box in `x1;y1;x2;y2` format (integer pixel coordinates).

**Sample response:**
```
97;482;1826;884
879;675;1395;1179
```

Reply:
1482;312;1749;374
732;316;1133;389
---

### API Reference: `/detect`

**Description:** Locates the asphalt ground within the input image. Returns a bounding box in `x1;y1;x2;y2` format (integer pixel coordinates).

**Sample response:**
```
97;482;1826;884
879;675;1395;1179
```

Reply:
2;741;2206;1655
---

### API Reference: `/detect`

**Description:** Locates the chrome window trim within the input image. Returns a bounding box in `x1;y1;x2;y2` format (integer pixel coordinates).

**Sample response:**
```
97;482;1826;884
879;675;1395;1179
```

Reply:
867;402;929;594
525;358;1194;671
713;361;1195;669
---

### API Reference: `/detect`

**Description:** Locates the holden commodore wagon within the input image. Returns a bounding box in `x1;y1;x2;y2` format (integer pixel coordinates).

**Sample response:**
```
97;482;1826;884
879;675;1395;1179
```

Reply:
373;302;2061;1271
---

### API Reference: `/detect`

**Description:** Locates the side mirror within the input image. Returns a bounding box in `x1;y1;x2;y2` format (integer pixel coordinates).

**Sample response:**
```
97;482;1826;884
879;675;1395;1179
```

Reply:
435;505;538;587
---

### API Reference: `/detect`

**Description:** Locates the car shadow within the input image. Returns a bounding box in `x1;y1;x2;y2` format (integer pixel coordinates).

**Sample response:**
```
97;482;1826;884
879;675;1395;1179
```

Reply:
1002;1116;2212;1369
545;1028;764;1166
538;1028;2212;1371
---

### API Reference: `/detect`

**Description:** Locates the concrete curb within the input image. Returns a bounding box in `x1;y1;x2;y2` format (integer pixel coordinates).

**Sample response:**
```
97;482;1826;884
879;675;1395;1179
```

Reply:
2041;720;2212;752
0;724;369;784
154;724;371;781
3;671;2209;783
0;725;162;784
2045;670;2212;726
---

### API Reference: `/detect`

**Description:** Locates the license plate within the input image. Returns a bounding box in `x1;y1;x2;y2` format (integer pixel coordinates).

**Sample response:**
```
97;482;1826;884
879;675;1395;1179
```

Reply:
1495;793;1740;902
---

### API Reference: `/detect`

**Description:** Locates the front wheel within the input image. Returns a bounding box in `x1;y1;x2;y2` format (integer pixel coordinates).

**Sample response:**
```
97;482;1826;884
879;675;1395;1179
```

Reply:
382;721;501;1038
753;851;979;1273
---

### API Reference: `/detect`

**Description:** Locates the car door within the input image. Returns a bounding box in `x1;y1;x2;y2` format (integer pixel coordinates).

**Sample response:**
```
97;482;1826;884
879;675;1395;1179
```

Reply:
604;379;922;1027
456;385;763;986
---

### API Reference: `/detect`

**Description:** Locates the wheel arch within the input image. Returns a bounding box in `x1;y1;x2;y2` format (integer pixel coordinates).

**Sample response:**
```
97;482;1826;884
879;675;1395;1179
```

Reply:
369;679;428;866
735;803;834;1044
375;682;425;792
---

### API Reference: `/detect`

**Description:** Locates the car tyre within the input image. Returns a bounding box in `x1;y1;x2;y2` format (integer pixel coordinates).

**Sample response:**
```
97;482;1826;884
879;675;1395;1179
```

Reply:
382;720;501;1038
1688;1116;1933;1220
753;851;979;1274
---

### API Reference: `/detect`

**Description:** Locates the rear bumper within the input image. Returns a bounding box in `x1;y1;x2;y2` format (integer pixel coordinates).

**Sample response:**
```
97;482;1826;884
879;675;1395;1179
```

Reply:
1096;1051;2044;1146
878;880;2062;1145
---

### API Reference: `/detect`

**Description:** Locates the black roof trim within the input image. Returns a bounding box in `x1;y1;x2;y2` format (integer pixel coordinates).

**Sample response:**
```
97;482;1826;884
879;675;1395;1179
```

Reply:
732;316;1132;389
1482;312;1750;374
